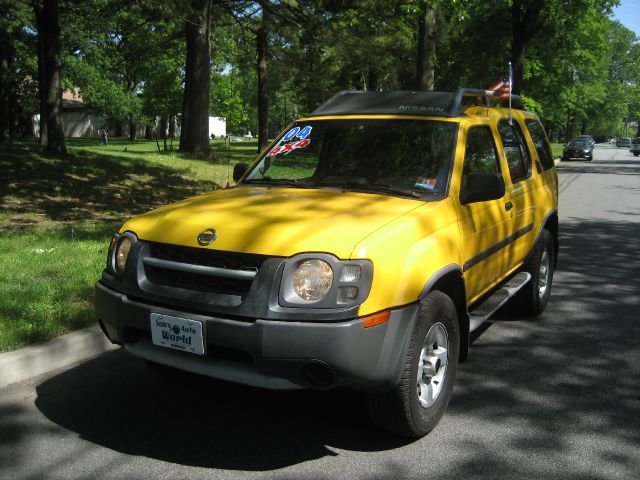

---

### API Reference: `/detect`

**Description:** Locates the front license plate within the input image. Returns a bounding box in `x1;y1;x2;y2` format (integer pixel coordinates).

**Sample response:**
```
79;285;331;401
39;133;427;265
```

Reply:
150;313;205;355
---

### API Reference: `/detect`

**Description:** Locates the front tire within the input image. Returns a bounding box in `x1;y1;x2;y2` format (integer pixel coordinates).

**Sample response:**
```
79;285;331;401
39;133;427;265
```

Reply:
365;291;459;437
515;229;555;316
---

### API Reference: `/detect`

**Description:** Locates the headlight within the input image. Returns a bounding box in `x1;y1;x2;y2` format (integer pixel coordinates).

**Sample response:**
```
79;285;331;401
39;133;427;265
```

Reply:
108;232;137;274
115;237;132;272
293;259;333;301
280;254;373;308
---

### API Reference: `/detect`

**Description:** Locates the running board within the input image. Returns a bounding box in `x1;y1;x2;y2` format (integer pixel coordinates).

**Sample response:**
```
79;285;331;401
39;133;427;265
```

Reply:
469;272;531;332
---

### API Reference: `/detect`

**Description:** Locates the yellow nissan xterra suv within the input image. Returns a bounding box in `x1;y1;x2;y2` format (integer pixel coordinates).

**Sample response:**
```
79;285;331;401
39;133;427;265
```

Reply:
95;89;559;437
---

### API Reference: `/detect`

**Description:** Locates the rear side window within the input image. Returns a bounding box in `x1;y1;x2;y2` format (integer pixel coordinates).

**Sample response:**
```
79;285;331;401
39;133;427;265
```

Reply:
526;119;555;171
498;120;532;183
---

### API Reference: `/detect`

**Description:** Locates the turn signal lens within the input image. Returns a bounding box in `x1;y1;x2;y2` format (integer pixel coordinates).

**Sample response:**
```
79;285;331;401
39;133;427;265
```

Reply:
340;264;362;282
362;311;391;328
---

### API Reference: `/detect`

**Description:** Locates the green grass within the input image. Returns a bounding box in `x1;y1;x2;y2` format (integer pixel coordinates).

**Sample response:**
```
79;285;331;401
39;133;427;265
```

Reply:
551;143;564;159
0;138;260;352
0;222;117;351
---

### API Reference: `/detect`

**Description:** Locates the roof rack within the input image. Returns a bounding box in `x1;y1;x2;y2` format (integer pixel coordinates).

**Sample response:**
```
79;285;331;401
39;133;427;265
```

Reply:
308;88;524;118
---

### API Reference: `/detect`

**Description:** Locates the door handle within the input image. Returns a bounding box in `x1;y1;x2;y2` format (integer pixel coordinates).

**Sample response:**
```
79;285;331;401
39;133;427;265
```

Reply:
505;201;513;211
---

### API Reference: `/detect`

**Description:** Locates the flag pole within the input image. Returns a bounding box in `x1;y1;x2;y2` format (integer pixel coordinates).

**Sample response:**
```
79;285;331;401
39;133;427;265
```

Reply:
509;61;513;125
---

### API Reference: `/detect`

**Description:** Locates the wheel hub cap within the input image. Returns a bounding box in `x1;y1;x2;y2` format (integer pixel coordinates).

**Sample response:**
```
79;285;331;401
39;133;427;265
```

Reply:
538;248;551;299
417;323;449;408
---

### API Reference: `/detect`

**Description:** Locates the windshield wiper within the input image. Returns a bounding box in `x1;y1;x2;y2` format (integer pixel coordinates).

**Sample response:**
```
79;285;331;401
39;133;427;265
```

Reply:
312;180;422;199
241;178;302;187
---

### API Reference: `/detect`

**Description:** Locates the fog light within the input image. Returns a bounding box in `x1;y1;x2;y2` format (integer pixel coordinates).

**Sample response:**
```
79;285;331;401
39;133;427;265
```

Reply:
337;286;359;304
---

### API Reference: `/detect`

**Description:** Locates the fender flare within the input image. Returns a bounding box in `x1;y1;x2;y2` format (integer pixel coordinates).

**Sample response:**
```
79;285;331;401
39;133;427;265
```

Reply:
418;263;470;362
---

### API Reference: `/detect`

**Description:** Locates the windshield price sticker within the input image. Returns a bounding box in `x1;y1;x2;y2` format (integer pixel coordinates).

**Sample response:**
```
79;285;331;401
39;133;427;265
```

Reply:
268;138;310;156
415;177;437;190
150;313;205;355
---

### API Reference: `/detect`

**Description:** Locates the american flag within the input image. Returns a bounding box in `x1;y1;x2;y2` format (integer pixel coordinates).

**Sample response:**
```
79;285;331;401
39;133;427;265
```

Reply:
487;78;511;100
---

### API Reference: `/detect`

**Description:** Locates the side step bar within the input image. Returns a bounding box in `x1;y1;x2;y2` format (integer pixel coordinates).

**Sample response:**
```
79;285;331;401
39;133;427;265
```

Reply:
469;272;531;333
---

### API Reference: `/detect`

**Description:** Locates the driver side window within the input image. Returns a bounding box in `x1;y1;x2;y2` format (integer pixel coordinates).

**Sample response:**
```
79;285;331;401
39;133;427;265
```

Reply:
461;126;501;191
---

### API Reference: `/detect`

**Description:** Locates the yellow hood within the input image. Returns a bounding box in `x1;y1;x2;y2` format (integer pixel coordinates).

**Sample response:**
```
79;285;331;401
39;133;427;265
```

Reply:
120;186;424;258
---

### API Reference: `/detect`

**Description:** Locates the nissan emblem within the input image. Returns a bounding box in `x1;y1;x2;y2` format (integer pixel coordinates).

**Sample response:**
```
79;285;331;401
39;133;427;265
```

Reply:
197;228;218;246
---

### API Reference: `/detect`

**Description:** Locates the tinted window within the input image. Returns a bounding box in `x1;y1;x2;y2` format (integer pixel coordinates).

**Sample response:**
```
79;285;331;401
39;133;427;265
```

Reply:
498;120;532;183
461;126;500;190
244;119;457;199
526;119;555;170
568;139;590;148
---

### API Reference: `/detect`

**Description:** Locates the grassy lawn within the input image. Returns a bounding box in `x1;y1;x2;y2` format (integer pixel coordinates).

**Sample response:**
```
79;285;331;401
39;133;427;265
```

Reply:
0;138;259;352
551;142;564;159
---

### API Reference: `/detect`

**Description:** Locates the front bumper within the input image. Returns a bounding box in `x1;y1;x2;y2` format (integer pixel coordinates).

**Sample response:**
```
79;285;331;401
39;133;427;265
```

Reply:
563;149;592;160
95;281;419;392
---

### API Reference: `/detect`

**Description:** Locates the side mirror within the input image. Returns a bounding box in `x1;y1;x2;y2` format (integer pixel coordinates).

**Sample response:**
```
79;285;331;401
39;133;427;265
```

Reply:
233;162;250;183
460;172;505;205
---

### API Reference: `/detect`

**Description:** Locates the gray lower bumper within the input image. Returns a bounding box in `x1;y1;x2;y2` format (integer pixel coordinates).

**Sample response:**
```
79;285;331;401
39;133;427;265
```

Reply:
95;282;419;392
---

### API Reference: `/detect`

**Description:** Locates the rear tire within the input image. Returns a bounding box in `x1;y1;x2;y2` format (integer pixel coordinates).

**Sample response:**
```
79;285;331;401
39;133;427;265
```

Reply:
514;229;555;316
365;291;459;437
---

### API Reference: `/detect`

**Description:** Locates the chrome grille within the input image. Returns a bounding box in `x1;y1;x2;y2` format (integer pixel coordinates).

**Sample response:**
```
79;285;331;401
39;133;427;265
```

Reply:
143;242;269;296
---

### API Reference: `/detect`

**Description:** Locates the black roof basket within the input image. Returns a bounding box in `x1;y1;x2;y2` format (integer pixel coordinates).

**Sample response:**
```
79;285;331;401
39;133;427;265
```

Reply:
309;88;524;118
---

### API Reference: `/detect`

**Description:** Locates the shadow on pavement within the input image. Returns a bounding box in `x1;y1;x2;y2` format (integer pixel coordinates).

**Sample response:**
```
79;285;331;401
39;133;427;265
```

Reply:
33;350;408;471
446;218;640;477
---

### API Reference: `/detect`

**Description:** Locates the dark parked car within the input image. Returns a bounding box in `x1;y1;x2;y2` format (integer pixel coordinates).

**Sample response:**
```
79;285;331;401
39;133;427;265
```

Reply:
630;137;640;157
616;137;631;148
577;134;595;145
562;138;594;161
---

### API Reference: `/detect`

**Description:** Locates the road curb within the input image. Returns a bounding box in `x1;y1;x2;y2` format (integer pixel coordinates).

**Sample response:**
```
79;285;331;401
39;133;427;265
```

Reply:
0;325;119;390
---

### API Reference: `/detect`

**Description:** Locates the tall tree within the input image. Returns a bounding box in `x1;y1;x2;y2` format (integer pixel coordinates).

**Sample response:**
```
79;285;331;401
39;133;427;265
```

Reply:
32;0;66;154
415;0;437;90
256;1;270;152
180;0;212;156
510;0;544;94
0;19;12;142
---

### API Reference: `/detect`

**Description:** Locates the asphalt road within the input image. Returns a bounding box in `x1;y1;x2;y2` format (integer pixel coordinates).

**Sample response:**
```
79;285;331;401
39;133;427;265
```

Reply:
1;144;639;480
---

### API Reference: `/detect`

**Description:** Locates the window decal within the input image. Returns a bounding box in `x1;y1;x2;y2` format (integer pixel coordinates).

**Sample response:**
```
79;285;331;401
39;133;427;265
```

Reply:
268;139;311;156
415;177;437;190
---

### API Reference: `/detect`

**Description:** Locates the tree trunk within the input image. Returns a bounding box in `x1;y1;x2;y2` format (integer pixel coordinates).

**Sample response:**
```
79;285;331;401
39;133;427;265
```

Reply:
179;0;212;156
33;0;66;154
510;0;544;95
32;1;47;144
0;35;11;143
160;115;168;150
511;30;526;96
415;2;436;91
256;4;269;153
129;116;137;141
368;67;379;92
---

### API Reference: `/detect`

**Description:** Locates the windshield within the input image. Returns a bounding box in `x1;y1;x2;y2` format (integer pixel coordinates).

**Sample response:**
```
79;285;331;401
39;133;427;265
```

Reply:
242;119;457;199
568;139;590;148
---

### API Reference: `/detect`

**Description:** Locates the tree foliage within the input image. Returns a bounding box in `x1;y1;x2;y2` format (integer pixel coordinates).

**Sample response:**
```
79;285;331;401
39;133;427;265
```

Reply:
1;0;638;147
